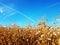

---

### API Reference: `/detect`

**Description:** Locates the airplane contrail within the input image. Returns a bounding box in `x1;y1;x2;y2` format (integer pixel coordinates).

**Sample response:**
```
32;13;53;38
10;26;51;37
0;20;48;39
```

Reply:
0;2;36;23
3;12;16;19
47;3;60;8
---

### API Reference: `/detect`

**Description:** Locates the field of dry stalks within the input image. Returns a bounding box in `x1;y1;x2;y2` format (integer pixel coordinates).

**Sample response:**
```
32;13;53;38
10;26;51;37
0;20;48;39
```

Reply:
0;23;60;45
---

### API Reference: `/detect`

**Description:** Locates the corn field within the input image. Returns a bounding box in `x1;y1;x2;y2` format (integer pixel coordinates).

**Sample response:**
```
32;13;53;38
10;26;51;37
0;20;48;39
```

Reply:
0;22;60;45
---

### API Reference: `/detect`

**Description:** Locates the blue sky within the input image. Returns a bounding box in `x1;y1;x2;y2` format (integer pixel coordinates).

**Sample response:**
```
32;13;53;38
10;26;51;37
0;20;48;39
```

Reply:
0;0;60;26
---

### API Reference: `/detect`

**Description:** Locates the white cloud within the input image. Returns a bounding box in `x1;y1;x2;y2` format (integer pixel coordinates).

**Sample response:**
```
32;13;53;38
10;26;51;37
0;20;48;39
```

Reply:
0;7;3;13
56;19;60;21
0;9;3;13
